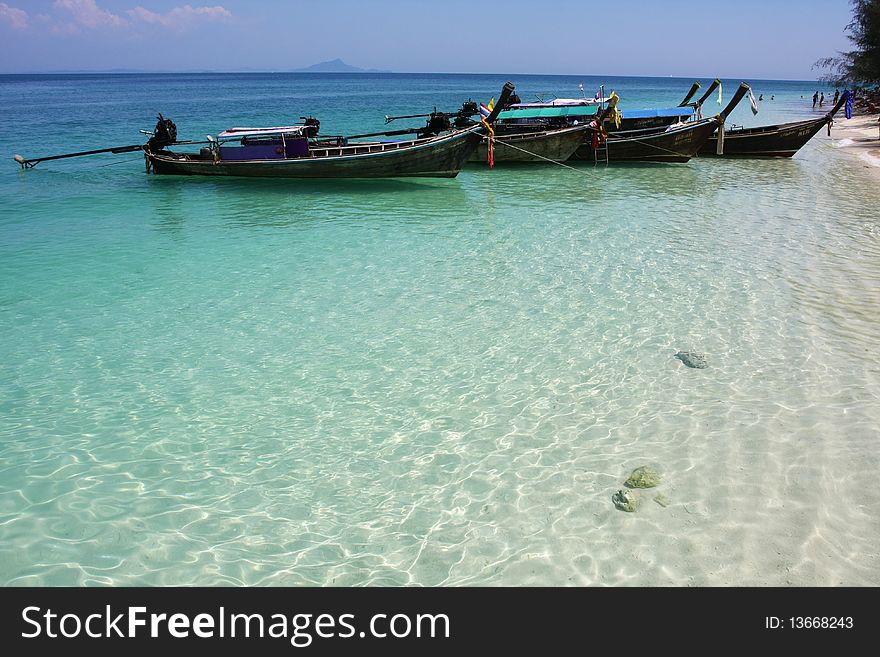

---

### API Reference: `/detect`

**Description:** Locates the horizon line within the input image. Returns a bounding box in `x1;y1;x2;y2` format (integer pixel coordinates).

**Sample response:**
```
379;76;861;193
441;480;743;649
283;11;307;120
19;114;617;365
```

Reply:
0;70;824;83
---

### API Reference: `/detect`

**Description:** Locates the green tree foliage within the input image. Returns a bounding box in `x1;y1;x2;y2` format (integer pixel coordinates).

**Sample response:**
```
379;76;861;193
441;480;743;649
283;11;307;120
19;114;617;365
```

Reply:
815;0;880;85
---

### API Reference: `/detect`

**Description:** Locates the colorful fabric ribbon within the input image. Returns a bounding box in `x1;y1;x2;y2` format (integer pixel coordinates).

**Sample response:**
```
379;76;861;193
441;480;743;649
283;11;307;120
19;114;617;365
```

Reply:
748;88;759;115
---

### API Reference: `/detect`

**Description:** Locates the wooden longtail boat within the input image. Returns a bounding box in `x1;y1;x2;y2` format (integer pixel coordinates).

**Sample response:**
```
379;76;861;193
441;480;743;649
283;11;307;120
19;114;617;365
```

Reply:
572;83;752;163
604;80;720;131
147;125;486;179
698;94;848;158
492;80;720;136
570;117;721;163
477;81;738;164
15;83;515;179
467;124;590;164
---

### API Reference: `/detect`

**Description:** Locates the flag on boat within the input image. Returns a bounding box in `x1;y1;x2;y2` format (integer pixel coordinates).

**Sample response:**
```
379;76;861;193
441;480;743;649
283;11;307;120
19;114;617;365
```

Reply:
479;97;495;119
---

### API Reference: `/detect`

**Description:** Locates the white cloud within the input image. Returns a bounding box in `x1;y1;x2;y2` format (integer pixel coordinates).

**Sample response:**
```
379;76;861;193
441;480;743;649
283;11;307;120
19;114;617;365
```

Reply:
0;3;28;30
129;5;232;30
11;2;232;36
53;0;128;29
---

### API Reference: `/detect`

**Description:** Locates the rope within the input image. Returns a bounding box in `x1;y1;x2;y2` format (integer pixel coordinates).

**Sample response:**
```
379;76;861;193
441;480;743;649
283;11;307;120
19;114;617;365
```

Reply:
602;130;693;158
604;120;720;159
483;136;588;172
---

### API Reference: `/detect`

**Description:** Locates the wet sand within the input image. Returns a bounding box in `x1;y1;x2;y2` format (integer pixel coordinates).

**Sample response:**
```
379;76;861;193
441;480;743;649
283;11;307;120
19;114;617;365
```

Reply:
831;113;880;174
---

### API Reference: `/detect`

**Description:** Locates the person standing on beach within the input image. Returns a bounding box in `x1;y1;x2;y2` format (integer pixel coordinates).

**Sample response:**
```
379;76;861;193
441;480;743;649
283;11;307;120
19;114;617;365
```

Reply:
833;89;840;105
819;92;825;107
813;91;819;108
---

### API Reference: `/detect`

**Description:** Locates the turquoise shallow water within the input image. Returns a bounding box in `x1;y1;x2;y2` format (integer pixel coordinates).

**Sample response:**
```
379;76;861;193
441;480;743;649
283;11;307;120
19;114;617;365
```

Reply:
1;74;879;586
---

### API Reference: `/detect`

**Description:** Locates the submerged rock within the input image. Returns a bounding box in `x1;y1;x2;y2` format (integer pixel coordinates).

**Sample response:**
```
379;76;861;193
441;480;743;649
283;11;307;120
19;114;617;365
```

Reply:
653;494;671;508
625;466;662;489
612;489;641;512
675;350;708;369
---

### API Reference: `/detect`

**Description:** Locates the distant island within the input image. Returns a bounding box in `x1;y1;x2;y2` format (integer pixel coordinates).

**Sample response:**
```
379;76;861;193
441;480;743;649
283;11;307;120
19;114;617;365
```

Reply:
293;59;390;73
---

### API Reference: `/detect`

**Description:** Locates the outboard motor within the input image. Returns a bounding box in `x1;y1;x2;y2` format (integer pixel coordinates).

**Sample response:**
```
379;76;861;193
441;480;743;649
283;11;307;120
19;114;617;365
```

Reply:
459;101;478;116
420;112;451;137
302;116;321;138
148;114;177;150
453;100;479;127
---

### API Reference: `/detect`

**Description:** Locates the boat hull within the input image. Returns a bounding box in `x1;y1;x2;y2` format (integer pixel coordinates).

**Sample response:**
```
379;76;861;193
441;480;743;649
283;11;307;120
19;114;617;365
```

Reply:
698;117;829;157
467;125;589;164
146;127;483;179
571;118;719;163
609;115;684;132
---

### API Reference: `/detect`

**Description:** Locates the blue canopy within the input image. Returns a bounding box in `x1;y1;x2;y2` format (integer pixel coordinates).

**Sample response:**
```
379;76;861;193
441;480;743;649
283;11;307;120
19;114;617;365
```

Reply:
619;107;695;119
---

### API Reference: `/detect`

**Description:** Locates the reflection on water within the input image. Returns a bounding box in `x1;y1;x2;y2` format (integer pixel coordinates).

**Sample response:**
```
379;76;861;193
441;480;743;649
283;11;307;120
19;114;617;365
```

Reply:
143;176;475;232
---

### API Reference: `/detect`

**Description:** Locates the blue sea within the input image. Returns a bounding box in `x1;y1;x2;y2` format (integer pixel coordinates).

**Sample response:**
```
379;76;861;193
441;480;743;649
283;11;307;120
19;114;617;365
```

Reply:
1;73;878;586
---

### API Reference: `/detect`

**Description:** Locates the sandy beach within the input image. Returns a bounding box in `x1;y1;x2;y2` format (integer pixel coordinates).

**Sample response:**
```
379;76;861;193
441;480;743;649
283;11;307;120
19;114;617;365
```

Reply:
831;113;880;174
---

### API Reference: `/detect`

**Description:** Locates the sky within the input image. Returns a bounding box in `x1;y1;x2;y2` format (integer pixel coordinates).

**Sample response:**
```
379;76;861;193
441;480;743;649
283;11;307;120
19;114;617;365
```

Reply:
0;0;855;79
